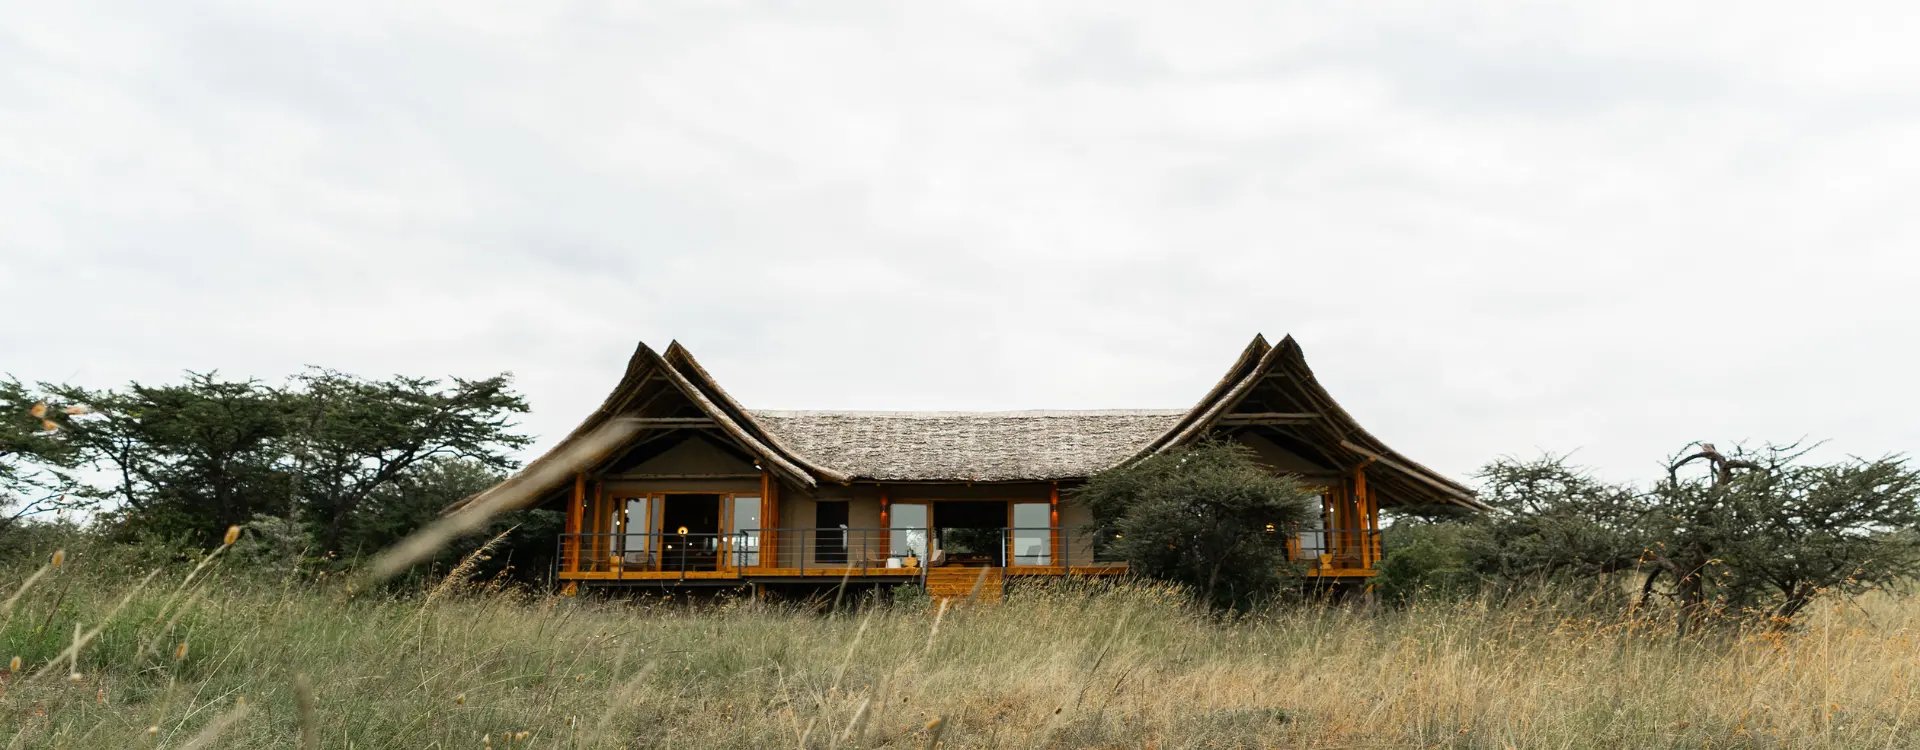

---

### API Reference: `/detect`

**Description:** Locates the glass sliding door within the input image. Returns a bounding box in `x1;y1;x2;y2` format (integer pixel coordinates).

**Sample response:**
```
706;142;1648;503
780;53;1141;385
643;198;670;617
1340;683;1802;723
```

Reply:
730;495;761;568
619;496;659;569
1010;502;1051;565
816;501;849;564
1296;490;1328;561
889;502;928;565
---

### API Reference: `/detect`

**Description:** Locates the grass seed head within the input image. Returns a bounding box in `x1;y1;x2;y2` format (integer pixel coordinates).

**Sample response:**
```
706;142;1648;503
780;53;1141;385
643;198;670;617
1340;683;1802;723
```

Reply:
8;655;19;673
50;549;65;568
174;641;189;661
223;525;242;546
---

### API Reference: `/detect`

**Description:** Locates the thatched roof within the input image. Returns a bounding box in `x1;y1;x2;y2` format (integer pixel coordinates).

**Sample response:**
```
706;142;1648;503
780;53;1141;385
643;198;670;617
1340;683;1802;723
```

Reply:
750;410;1185;482
448;333;1483;514
1131;334;1483;509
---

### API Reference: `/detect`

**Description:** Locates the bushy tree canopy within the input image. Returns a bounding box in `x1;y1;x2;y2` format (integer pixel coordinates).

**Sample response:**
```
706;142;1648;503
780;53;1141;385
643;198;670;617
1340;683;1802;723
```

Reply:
40;369;529;555
0;378;88;529
1075;441;1316;610
1379;444;1920;630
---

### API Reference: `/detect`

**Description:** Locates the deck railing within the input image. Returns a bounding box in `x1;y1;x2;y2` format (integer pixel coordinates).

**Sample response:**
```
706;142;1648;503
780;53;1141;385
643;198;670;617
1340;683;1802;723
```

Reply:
1283;527;1383;571
554;525;1381;581
557;531;735;576
555;526;1130;580
753;527;907;573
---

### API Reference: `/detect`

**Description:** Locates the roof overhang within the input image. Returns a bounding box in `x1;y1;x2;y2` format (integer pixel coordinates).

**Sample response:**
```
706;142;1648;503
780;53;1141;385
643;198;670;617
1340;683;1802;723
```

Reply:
447;333;1484;515
1130;334;1487;511
441;342;828;515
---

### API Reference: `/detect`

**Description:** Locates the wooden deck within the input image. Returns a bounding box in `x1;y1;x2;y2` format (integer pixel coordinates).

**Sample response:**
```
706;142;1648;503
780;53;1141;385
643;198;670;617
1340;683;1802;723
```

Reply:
560;560;1373;585
559;563;1132;583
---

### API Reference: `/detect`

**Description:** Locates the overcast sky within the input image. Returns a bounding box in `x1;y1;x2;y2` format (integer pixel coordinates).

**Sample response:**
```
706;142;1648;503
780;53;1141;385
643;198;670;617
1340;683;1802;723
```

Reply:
5;2;1918;486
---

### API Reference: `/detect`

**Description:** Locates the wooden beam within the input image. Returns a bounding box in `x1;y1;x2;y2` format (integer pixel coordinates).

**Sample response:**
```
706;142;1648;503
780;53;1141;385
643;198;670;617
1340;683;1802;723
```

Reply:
1049;482;1063;566
1352;462;1371;569
565;473;585;574
627;417;718;426
1215;412;1320;425
601;472;766;481
762;469;776;568
1337;439;1481;507
878;487;890;560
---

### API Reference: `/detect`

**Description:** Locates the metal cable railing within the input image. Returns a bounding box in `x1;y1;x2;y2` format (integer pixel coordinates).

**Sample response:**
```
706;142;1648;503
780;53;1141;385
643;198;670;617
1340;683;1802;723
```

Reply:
554;526;1134;578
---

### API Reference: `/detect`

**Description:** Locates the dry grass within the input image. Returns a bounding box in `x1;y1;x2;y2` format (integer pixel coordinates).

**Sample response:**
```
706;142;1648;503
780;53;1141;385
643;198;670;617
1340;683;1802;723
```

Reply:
4;550;1920;748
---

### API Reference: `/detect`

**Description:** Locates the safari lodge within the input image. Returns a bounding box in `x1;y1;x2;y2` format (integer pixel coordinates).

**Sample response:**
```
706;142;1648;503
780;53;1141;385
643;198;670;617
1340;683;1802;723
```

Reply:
451;334;1483;599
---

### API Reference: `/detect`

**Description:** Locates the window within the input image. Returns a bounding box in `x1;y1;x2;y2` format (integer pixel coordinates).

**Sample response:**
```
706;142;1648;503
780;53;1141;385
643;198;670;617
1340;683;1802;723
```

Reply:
620;497;660;565
890;503;928;562
1011;502;1050;565
730;495;761;567
1297;491;1328;559
816;501;850;564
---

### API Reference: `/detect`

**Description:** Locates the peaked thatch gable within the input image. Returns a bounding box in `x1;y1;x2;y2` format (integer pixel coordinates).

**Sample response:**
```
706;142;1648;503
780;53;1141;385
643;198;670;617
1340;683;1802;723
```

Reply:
450;333;1484;515
1133;335;1483;510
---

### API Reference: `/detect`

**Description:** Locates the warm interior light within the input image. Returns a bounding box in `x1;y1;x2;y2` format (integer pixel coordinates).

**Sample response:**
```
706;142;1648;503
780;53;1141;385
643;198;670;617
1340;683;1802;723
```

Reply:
1264;523;1277;534
676;526;689;535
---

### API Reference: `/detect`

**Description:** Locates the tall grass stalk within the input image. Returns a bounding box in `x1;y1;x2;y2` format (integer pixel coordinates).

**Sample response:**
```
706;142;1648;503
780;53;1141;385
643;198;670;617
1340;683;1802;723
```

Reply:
10;553;1920;747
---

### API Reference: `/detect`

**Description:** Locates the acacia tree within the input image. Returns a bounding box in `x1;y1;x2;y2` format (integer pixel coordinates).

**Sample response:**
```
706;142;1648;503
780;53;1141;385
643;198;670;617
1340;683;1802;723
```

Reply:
1447;444;1920;631
44;369;530;553
1076;441;1316;611
1473;455;1649;581
288;369;530;555
1641;443;1920;629
1377;456;1648;605
0;378;89;530
52;374;293;544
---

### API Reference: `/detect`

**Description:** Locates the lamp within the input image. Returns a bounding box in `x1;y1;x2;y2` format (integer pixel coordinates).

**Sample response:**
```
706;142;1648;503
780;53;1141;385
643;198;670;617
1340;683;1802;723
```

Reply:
1264;523;1277;534
676;526;689;536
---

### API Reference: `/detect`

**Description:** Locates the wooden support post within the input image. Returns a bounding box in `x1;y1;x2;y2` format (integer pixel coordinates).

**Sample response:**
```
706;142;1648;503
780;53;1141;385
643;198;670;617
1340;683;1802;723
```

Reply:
1365;475;1382;565
1351;461;1375;569
567;473;585;574
879;487;891;560
1049;482;1063;569
590;480;604;573
761;469;776;568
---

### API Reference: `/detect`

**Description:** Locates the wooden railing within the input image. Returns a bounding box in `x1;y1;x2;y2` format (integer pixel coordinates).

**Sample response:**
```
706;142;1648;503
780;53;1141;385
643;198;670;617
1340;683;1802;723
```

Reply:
554;524;1377;582
555;526;1130;580
1283;526;1383;574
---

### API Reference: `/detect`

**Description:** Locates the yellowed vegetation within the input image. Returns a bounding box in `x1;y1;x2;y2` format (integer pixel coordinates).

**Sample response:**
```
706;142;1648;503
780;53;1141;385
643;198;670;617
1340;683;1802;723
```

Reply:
3;547;1919;748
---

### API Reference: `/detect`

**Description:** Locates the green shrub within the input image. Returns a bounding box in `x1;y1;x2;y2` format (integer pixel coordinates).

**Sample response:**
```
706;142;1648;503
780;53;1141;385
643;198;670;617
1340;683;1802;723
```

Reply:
1375;521;1489;603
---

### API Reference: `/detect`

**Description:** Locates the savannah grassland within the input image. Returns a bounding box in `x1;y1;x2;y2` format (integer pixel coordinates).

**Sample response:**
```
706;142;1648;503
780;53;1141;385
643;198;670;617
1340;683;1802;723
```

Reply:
3;543;1919;749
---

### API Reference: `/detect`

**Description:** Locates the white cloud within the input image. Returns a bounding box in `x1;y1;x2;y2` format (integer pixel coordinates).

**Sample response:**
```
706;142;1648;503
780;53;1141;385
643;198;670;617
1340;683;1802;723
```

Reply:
4;0;1918;485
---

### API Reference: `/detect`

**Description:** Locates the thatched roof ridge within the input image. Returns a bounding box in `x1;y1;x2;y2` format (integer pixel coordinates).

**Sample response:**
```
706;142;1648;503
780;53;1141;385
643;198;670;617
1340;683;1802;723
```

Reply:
1268;336;1483;509
1130;334;1272;458
647;352;819;485
750;409;1185;482
1133;334;1484;510
449;334;1481;513
662;342;852;484
755;409;1186;418
439;342;662;515
442;342;821;515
